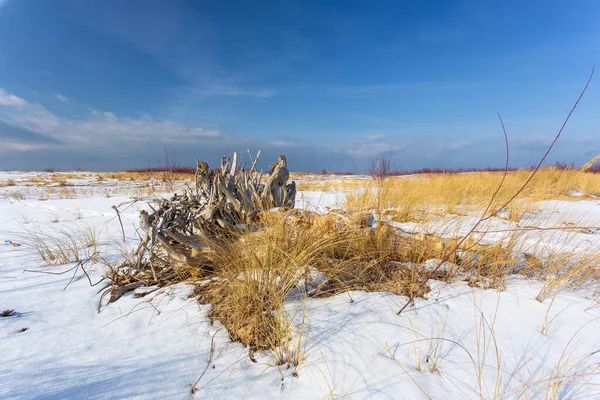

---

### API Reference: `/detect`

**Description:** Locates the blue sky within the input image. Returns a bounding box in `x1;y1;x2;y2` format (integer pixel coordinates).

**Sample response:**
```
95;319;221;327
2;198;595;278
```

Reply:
0;0;598;172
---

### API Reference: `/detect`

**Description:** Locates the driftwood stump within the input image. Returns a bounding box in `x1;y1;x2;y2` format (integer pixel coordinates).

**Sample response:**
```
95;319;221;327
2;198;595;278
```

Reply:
105;152;297;305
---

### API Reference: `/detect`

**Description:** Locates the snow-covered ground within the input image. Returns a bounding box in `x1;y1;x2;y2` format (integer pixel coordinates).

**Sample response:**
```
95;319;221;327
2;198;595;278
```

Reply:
1;172;600;399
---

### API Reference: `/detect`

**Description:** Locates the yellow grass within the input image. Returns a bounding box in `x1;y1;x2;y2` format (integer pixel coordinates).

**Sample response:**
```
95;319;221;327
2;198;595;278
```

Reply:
23;223;100;265
98;171;193;182
192;210;444;350
188;206;600;352
15;164;596;380
345;167;600;218
0;178;16;187
296;179;367;192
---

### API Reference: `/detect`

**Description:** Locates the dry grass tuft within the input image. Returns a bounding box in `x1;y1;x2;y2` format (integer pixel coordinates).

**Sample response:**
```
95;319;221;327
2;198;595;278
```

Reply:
535;251;600;302
7;191;27;201
1;309;17;317
195;211;335;349
1;179;16;187
188;209;532;350
55;188;77;199
23;223;101;265
198;278;289;350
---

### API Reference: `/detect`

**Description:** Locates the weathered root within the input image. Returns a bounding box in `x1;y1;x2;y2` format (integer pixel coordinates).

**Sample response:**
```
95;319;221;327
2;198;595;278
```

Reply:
104;152;297;307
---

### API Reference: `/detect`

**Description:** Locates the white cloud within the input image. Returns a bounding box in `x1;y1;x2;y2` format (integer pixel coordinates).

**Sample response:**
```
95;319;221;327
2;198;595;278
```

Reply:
0;88;383;172
329;134;394;158
265;140;306;148
325;132;477;160
0;88;498;173
448;140;471;150
3;142;40;151
55;94;69;102
0;89;28;108
188;84;276;98
0;88;224;150
190;128;221;138
362;133;387;141
511;134;553;150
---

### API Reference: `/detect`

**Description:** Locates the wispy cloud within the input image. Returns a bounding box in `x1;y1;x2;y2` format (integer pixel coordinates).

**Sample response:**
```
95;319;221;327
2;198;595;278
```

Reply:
329;133;396;158
0;120;62;151
0;88;223;150
326;132;477;161
361;133;387;141
196;85;276;98
265;140;307;148
69;3;277;102
0;89;28;108
55;94;68;102
0;88;381;171
511;133;553;150
0;88;591;172
448;140;471;150
0;88;345;170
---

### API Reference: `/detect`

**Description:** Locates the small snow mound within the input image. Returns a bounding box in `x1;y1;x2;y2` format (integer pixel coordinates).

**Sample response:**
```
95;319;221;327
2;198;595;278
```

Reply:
568;190;584;197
